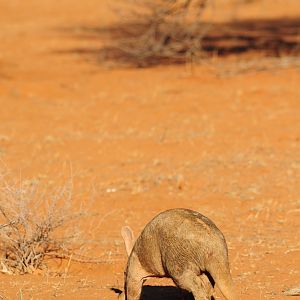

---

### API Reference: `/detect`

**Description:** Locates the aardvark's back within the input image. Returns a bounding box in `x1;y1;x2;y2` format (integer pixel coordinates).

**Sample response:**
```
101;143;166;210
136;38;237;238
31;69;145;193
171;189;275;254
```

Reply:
134;208;229;277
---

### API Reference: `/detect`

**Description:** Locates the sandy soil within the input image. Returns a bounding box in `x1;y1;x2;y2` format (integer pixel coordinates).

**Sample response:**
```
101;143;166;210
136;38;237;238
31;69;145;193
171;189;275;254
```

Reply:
0;0;299;299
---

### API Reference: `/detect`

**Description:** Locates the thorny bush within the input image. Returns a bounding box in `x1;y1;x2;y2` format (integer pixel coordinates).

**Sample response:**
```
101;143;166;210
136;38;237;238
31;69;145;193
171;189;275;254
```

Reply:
0;171;91;274
108;0;212;66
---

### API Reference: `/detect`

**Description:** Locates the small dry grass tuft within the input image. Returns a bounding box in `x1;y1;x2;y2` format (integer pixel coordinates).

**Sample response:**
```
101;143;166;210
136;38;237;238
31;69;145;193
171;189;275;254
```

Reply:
0;169;93;274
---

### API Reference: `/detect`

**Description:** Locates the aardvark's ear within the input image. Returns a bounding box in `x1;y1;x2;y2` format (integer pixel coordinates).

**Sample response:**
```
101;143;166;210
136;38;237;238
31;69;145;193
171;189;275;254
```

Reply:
121;226;135;257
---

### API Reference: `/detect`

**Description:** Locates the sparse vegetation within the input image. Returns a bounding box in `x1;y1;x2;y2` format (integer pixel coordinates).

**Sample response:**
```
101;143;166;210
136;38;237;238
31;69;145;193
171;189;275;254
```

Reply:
108;0;212;66
0;169;94;274
103;0;300;68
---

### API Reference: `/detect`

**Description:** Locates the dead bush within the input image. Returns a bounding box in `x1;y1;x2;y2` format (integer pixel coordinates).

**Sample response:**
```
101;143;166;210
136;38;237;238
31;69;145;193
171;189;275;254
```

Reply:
108;0;212;66
0;170;95;274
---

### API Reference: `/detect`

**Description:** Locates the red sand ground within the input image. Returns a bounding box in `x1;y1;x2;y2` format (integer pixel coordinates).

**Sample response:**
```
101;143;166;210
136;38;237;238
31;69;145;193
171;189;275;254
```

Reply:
0;0;299;299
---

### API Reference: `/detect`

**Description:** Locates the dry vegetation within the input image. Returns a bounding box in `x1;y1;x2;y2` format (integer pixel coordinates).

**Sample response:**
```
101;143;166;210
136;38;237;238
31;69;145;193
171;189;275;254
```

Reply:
101;0;300;68
0;169;96;275
107;0;212;66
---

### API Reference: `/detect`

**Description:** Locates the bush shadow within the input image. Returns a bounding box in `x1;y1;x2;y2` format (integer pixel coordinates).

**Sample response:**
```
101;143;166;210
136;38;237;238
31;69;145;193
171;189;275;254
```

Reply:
55;16;300;67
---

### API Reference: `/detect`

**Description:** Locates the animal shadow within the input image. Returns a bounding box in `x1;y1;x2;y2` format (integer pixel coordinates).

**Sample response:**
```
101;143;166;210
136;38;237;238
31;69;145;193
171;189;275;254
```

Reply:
111;285;216;300
142;285;192;300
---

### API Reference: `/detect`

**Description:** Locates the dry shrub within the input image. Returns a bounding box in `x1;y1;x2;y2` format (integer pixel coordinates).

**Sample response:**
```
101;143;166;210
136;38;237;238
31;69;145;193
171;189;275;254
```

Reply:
109;0;212;66
0;170;93;274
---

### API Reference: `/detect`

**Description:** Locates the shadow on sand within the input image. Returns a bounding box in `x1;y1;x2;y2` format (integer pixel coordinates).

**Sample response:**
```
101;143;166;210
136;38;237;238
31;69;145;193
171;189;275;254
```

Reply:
111;285;217;300
55;17;300;66
111;285;194;300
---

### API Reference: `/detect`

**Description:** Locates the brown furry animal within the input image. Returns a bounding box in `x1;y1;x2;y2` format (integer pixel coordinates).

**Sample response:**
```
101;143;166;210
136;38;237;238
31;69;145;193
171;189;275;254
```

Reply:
121;208;238;300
